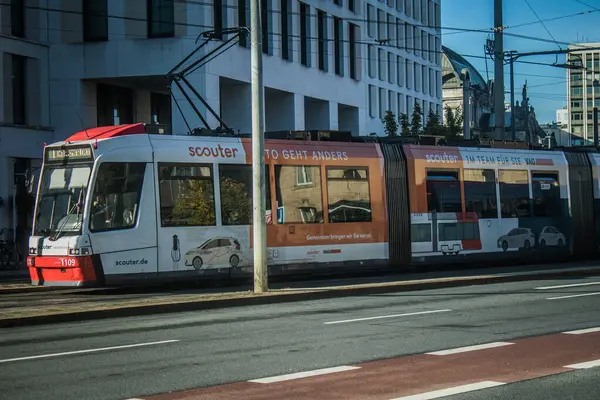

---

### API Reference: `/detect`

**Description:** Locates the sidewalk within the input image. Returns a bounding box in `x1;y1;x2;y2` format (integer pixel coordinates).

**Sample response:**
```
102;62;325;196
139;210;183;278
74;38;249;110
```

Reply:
1;261;600;329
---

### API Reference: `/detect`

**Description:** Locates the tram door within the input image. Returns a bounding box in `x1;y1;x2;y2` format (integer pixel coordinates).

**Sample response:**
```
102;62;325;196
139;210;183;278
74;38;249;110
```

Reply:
89;162;159;276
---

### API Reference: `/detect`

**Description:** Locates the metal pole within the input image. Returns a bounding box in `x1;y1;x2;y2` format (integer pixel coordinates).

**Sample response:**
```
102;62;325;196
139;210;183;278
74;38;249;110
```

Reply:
251;0;267;293
594;107;599;147
494;0;505;139
510;58;516;141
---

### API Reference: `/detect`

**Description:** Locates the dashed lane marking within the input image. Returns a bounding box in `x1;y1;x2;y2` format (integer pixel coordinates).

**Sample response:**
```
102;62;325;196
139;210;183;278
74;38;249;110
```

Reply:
324;309;452;325
564;359;600;369
563;327;600;335
546;292;600;300
248;366;361;384
389;381;506;400
535;281;600;290
426;342;514;356
0;340;180;364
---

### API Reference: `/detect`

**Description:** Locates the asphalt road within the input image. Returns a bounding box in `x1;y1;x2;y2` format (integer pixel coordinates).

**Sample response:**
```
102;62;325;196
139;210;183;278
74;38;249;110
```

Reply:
443;368;600;400
1;274;600;400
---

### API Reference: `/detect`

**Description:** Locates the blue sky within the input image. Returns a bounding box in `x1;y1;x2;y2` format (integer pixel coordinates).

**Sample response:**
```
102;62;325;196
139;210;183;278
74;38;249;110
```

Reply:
441;0;600;123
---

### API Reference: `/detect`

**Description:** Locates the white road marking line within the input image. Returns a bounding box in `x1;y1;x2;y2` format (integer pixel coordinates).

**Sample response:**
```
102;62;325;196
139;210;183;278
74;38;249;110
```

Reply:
248;365;361;384
564;359;600;369
389;381;506;400
563;327;600;335
547;292;600;300
535;281;600;290
324;309;452;325
426;342;515;356
0;340;180;364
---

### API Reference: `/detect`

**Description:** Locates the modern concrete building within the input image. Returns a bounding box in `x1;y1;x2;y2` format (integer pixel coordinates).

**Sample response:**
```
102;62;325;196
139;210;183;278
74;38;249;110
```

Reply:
556;106;568;128
567;44;600;141
0;0;442;246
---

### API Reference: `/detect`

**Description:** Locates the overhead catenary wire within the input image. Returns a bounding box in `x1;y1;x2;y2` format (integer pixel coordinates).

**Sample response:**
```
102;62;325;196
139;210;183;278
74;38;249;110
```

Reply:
522;0;562;50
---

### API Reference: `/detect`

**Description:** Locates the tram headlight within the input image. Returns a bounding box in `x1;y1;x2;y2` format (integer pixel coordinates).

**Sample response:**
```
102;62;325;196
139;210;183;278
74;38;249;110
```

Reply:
29;247;36;255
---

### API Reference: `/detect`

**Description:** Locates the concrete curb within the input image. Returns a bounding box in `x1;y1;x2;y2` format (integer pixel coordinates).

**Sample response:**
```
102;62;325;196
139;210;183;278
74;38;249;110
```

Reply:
2;265;600;329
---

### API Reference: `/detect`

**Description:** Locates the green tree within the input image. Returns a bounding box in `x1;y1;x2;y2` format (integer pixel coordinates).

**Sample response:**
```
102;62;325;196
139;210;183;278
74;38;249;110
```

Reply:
444;105;462;137
410;102;423;135
424;109;446;136
399;113;410;136
382;110;399;137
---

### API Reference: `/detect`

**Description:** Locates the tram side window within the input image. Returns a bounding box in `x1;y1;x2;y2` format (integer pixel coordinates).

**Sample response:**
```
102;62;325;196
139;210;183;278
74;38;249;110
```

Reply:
90;162;146;232
411;224;432;242
498;170;531;218
464;169;498;218
426;170;462;213
219;164;271;225
158;163;216;227
326;167;372;223
532;172;561;217
275;165;323;224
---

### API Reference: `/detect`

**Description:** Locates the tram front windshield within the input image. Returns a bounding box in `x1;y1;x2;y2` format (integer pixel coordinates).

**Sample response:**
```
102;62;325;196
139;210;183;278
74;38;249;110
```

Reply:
34;164;92;237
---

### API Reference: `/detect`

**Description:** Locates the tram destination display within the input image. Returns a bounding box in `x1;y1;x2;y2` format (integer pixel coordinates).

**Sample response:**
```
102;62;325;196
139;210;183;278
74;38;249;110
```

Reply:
45;145;94;163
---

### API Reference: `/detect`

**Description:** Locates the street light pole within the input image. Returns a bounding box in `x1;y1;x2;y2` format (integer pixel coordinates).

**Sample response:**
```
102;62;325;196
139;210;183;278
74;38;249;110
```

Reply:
250;0;267;293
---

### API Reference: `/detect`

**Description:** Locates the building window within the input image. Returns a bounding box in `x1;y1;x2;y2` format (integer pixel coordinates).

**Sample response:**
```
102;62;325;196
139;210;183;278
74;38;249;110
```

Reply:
261;0;271;54
158;164;216;227
349;23;358;80
83;0;108;42
317;10;328;72
367;5;376;38
213;0;223;38
369;85;377;117
406;60;412;89
334;17;344;76
414;61;420;92
238;0;250;47
532;172;561;217
499;170;531;218
11;55;26;125
405;23;412;53
378;49;386;81
388;52;394;84
11;0;25;37
377;9;386;40
280;0;292;59
379;87;386;118
334;0;341;5
275;165;323;224
398;92;404;116
96;84;133;127
368;45;376;78
327;168;371;223
151;92;172;132
349;0;356;13
299;2;310;66
90;163;146;232
147;0;175;38
397;55;404;86
219;165;271;225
